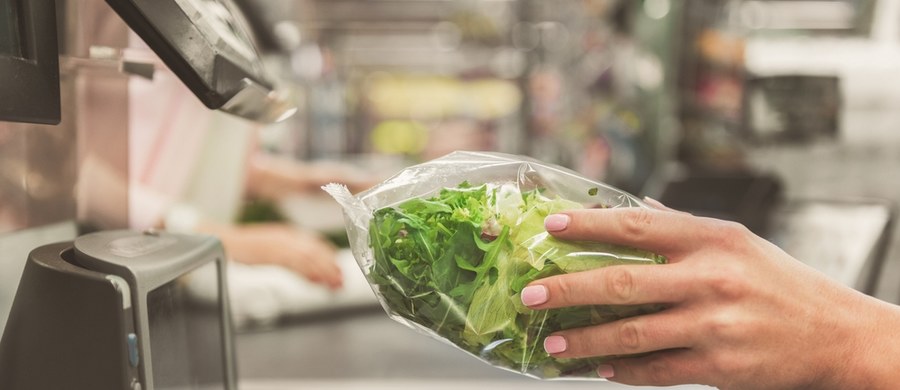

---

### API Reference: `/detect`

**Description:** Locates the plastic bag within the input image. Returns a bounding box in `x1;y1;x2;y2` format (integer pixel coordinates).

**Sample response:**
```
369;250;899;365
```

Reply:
324;151;665;379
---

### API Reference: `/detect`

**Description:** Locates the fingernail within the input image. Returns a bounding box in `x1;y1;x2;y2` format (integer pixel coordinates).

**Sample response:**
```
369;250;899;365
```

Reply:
597;364;615;379
643;196;667;210
544;214;570;232
544;335;567;354
520;285;548;306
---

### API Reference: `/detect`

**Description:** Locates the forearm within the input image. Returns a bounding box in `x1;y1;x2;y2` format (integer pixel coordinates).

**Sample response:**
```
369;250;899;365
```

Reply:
245;155;323;199
246;154;376;200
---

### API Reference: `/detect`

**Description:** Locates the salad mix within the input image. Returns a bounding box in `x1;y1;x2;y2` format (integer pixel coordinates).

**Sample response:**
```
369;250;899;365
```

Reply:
367;182;665;378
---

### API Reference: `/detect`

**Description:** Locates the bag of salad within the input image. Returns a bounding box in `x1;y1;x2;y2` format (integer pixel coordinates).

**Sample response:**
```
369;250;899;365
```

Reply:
324;151;665;379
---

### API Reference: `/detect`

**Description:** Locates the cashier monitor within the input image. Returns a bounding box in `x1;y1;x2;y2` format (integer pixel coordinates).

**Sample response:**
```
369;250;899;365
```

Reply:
1;0;293;125
0;0;60;125
105;0;296;123
0;230;237;390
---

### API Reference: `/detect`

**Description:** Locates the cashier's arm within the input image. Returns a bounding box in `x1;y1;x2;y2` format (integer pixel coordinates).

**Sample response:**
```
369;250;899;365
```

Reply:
522;206;900;390
245;154;376;200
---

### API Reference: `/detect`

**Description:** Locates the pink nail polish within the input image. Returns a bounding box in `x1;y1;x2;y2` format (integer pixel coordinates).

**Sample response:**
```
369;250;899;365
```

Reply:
544;214;570;232
544;335;567;354
520;285;548;306
597;364;615;378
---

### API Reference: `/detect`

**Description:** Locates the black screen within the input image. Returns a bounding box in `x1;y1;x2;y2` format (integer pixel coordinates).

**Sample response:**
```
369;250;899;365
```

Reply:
0;0;23;58
0;0;59;125
148;261;226;390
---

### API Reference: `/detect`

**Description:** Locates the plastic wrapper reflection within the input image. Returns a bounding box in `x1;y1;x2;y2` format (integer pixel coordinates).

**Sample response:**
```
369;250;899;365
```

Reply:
326;151;666;379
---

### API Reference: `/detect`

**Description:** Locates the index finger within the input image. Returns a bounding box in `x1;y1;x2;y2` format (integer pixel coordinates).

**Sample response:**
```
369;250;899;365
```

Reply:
545;207;718;257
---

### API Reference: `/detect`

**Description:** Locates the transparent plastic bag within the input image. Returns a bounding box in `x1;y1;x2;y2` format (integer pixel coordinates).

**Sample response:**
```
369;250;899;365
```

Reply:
324;151;665;379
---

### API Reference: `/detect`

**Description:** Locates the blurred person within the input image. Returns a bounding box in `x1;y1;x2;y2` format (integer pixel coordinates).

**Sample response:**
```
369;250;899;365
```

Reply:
126;46;373;291
67;3;376;330
521;201;900;389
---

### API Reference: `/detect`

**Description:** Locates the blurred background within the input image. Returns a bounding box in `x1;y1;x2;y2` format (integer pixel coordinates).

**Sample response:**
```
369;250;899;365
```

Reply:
2;0;900;388
244;0;899;299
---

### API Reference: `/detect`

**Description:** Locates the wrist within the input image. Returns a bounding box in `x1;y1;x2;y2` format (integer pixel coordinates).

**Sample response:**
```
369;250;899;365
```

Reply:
826;295;900;389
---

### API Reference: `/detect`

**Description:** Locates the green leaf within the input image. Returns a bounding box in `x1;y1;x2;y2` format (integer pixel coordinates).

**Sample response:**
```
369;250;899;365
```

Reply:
464;250;517;338
431;224;479;299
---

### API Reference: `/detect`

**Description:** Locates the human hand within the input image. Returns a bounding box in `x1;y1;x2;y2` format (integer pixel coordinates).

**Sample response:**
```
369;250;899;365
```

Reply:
217;223;343;290
520;206;900;389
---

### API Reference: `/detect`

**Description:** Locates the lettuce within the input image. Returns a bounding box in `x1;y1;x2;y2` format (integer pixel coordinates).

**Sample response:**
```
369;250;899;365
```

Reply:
369;182;665;378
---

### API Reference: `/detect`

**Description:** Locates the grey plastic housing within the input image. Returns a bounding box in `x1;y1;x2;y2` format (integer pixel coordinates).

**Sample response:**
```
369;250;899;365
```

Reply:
104;0;296;123
0;230;237;390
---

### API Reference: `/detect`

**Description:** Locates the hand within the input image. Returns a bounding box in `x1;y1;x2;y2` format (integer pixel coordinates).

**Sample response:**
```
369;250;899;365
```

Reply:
521;206;900;389
215;223;343;290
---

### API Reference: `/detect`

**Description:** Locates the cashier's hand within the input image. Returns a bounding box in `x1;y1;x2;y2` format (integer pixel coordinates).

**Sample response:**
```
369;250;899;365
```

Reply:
521;204;900;390
216;223;343;290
